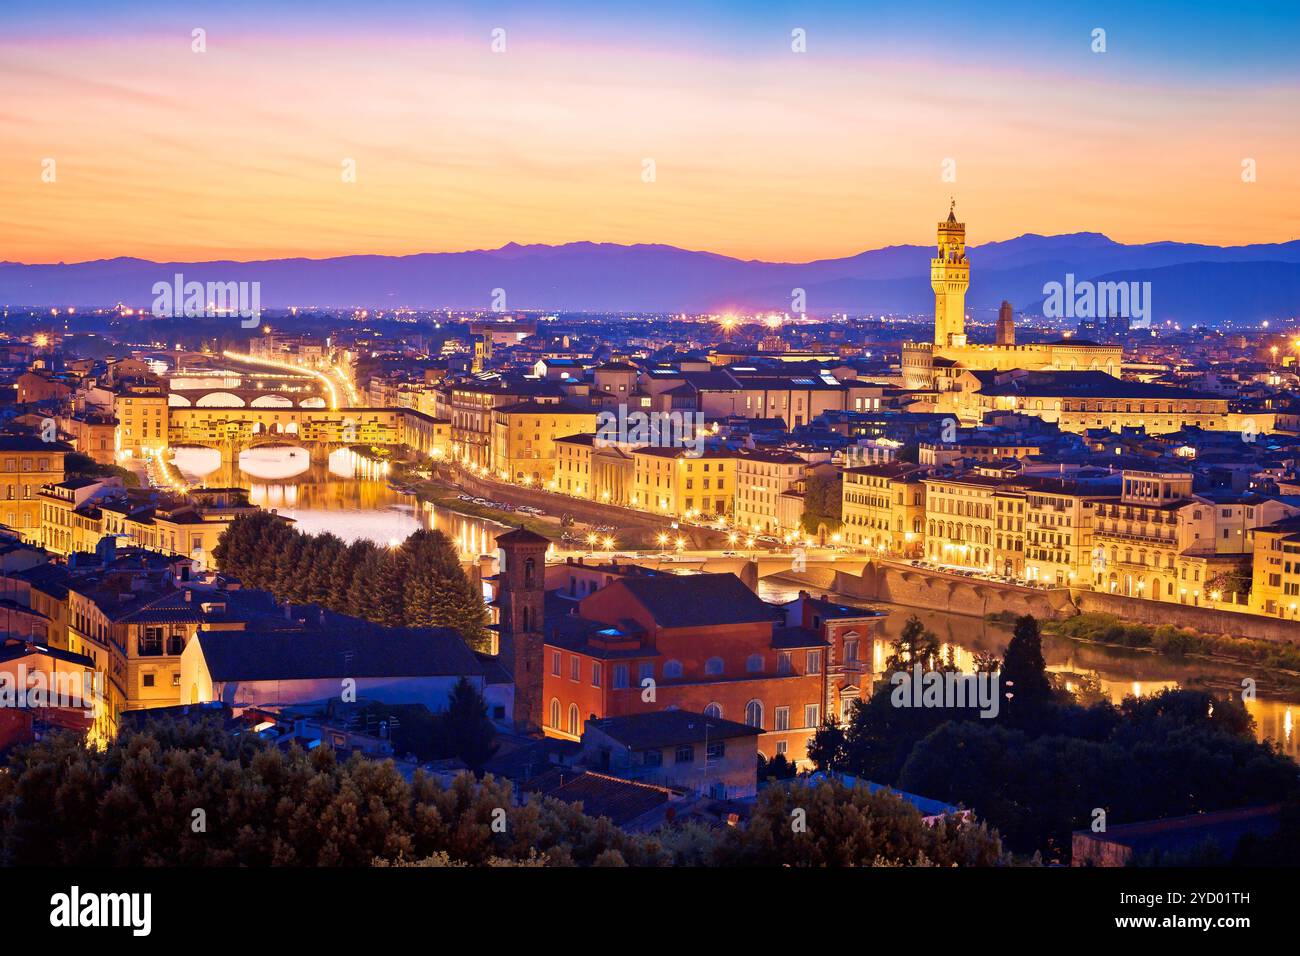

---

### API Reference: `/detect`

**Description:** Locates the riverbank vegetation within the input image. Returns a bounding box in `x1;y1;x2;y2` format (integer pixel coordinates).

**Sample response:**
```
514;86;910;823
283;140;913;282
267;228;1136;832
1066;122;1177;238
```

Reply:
1042;611;1300;673
213;512;489;649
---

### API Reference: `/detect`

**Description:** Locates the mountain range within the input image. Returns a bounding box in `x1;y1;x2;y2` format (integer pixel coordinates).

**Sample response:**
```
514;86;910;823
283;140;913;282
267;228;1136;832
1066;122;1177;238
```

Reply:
3;233;1299;323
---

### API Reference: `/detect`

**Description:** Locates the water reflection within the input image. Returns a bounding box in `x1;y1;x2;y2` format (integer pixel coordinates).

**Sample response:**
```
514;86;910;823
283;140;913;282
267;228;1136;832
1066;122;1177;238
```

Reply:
207;461;510;560
760;578;1300;757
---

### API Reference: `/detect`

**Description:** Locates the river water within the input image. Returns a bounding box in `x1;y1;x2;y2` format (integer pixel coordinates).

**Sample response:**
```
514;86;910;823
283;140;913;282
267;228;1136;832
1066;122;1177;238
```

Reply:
194;451;1300;758
210;460;510;560
758;578;1300;758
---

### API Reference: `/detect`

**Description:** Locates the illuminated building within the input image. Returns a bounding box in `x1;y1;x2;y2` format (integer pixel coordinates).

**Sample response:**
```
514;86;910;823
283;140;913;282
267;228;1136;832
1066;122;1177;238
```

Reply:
490;401;597;484
841;462;925;555
901;203;1122;391
538;572;826;764
732;449;805;534
0;437;71;542
630;446;736;519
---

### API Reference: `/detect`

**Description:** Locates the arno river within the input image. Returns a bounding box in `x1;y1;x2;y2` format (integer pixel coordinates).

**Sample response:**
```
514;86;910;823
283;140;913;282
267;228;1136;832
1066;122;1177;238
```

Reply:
759;578;1300;758
196;452;1300;759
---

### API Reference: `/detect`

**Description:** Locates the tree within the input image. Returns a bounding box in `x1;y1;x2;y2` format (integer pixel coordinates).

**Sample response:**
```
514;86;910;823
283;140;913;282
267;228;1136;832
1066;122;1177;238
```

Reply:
807;712;849;771
1002;615;1052;714
885;615;942;673
442;677;497;770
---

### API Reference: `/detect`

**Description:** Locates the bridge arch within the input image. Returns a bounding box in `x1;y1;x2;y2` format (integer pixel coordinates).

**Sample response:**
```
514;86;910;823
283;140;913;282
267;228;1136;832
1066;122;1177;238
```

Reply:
196;391;247;407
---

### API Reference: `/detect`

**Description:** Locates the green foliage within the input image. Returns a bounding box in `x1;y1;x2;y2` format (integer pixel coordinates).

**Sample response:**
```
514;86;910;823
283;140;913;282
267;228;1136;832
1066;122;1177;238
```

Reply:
897;699;1299;862
885;615;944;673
1002;614;1053;716
1045;612;1300;672
711;780;1009;867
0;723;1009;868
213;514;489;649
808;613;1299;863
443;677;497;770
800;470;843;534
64;451;140;488
756;751;798;781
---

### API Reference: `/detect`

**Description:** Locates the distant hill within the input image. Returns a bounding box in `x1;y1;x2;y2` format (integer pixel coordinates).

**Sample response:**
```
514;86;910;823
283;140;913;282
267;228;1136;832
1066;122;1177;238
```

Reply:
3;233;1299;323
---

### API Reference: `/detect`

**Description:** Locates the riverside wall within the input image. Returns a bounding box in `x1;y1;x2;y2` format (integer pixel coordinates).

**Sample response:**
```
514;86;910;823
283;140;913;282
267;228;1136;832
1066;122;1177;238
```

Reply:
829;560;1077;620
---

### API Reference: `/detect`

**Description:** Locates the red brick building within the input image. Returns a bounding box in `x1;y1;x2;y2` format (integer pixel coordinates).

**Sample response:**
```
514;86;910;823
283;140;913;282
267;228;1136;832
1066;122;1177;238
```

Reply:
539;572;827;764
777;591;887;724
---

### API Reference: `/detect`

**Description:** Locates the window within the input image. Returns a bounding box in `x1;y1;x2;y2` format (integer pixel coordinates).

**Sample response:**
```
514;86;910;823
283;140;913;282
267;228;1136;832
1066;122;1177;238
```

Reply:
704;702;723;719
570;656;580;681
675;745;694;763
774;706;790;731
804;704;820;728
142;673;155;688
591;662;602;687
551;650;561;676
843;639;859;664
704;657;724;676
775;740;788;756
744;699;763;728
746;654;763;673
642;749;663;768
613;664;629;689
138;625;164;657
664;659;683;678
550;698;560;728
706;741;725;763
638;662;654;684
806;649;822;675
567;703;580;736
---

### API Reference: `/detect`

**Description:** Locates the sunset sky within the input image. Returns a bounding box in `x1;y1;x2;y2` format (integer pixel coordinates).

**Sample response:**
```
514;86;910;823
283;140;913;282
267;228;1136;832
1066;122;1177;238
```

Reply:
2;0;1297;264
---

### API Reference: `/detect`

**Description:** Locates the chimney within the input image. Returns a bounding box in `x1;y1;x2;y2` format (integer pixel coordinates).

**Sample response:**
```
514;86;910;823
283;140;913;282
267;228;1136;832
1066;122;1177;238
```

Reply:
184;589;192;603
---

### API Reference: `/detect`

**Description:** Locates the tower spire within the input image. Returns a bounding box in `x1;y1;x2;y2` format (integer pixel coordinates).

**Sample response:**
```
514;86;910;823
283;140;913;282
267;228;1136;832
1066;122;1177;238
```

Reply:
932;201;969;347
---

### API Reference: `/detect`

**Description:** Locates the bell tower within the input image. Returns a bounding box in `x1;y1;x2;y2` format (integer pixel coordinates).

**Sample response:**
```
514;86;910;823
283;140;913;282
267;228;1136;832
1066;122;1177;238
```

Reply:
932;199;970;347
494;527;548;733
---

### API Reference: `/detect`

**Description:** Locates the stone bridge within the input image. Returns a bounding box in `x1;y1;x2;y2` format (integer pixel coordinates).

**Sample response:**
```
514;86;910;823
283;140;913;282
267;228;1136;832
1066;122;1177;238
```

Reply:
167;388;329;409
167;406;448;463
825;559;1078;619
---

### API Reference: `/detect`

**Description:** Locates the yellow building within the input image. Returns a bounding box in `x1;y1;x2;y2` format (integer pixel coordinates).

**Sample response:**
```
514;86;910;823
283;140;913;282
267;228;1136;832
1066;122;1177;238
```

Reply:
114;387;169;458
901;203;1122;391
950;368;1235;435
922;473;1003;570
992;488;1027;578
1018;477;1110;587
1250;519;1300;619
556;434;595;497
0;437;71;542
39;484;264;569
555;434;637;505
841;462;925;556
491;401;597;485
631;446;736;519
733;450;806;535
1089;471;1232;605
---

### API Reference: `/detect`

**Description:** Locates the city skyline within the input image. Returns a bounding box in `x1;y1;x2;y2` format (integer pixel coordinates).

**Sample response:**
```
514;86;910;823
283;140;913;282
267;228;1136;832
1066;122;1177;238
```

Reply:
2;1;1298;264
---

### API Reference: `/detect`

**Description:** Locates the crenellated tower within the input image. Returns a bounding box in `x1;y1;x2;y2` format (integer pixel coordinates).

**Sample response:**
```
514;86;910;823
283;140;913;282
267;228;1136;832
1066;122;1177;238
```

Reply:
931;199;970;347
